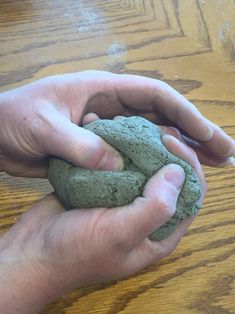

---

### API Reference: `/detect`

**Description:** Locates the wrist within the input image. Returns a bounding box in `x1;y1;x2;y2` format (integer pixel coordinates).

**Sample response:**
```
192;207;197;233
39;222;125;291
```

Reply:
0;230;64;313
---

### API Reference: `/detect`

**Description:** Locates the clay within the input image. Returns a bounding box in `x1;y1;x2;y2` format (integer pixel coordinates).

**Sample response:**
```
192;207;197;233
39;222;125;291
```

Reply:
48;116;201;241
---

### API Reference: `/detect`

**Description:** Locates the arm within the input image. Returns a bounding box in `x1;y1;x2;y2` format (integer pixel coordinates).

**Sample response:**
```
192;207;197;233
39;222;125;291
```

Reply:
0;71;231;312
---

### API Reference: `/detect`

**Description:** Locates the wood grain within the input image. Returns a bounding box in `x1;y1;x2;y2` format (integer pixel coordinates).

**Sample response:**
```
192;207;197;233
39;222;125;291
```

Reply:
0;0;235;313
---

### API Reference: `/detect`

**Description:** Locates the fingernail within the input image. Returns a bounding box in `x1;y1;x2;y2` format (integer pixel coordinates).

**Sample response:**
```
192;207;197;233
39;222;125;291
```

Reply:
205;125;214;141
160;126;181;139
112;152;124;170
162;133;175;143
162;134;179;146
163;164;185;191
226;156;235;166
228;144;235;156
98;150;124;171
159;126;169;134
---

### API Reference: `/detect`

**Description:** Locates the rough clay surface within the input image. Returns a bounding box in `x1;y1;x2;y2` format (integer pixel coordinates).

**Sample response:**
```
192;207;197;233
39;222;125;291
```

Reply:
48;116;201;241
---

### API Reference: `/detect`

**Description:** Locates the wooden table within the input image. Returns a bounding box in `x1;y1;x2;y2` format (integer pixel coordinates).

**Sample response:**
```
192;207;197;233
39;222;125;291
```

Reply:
1;0;235;313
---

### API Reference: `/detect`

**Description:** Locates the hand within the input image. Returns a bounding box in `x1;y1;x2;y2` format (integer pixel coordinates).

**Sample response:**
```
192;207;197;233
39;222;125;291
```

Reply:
0;71;234;177
0;128;206;313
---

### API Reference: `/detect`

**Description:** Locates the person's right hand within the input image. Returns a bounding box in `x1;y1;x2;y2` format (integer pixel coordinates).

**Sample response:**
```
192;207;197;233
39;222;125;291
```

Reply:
0;127;206;314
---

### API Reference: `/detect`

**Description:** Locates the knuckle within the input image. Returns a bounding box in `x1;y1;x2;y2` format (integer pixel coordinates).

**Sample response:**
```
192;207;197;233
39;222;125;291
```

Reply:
163;243;177;257
111;232;130;253
81;69;98;77
33;106;57;144
144;242;159;262
157;243;176;259
156;199;175;220
164;126;183;140
81;136;107;169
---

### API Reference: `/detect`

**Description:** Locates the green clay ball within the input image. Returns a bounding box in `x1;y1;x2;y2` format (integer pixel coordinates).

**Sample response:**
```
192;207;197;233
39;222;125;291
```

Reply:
48;116;201;241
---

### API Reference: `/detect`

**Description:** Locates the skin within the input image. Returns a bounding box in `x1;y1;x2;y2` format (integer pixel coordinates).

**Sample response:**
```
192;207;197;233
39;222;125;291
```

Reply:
0;71;234;313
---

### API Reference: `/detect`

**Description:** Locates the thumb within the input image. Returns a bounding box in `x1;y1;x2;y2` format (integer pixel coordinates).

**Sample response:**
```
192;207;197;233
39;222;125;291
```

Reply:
112;164;185;249
43;118;124;170
144;163;185;205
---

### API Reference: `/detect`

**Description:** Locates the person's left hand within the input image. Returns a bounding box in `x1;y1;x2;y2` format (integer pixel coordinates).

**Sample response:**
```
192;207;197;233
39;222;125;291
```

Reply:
0;71;234;178
0;122;206;313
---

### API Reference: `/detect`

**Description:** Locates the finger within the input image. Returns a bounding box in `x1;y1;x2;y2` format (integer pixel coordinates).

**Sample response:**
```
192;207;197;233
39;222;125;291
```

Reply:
110;164;185;250
160;125;211;168
108;74;235;156
182;135;234;167
200;123;235;158
160;126;186;142
161;126;235;167
80;72;211;141
160;126;216;166
109;74;214;141
82;113;234;166
65;71;234;158
42;114;124;171
162;134;207;205
82;113;100;126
